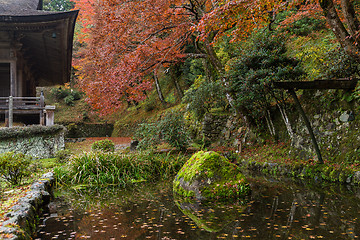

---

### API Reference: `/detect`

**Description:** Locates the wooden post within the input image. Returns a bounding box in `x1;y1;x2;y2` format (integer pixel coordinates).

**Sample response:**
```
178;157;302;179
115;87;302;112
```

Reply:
45;105;56;126
40;91;45;126
288;89;323;164
8;96;13;128
5;110;8;127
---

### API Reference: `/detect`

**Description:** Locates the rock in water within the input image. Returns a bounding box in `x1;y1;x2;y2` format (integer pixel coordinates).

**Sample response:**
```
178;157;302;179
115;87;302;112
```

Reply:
173;151;250;201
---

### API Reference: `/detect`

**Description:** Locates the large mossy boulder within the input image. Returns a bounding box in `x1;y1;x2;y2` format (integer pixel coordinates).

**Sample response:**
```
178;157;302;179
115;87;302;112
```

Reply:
173;151;250;201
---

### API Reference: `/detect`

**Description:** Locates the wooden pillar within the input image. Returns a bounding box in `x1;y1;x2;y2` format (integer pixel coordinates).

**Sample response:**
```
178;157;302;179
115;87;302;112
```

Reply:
5;110;8;127
40;91;45;126
45;105;55;126
9;50;17;97
288;89;323;164
8;96;13;128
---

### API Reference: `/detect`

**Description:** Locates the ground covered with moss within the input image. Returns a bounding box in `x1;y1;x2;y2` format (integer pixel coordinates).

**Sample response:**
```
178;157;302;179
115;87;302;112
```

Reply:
237;141;360;184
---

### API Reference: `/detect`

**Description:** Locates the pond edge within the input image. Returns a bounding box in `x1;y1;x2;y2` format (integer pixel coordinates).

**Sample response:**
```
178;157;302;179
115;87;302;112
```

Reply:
238;159;360;184
0;172;54;240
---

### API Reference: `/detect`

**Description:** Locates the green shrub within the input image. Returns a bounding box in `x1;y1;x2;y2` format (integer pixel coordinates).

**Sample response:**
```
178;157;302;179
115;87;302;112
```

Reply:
51;87;71;100
91;139;115;152
0;152;32;185
183;77;227;119
55;149;72;163
159;111;189;151
286;17;325;36
226;31;305;119
54;151;187;187
50;87;83;105
134;123;161;150
134;111;190;151
64;94;75;106
71;90;82;101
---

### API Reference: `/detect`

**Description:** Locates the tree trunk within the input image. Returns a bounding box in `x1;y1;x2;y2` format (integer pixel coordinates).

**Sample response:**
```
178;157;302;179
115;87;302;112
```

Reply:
277;104;294;142
173;78;184;99
153;69;166;104
170;68;184;99
319;0;360;60
340;0;360;39
202;58;213;82
265;109;276;138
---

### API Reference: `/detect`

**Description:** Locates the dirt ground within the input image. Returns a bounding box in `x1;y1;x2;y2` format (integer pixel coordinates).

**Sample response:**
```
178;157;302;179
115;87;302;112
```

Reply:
66;137;133;155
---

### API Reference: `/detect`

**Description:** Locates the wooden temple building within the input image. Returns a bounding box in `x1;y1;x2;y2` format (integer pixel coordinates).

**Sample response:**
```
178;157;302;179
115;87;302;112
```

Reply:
0;0;78;126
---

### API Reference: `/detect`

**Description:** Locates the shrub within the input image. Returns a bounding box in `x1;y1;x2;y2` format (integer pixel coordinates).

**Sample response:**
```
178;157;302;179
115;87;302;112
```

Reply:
91;139;115;152
134;111;190;151
158;111;189;151
226;31;305;120
64;94;75;106
51;87;71;100
50;87;83;105
0;152;32;185
134;123;161;150
54;151;187;186
55;149;72;163
286;17;325;36
182;77;227;119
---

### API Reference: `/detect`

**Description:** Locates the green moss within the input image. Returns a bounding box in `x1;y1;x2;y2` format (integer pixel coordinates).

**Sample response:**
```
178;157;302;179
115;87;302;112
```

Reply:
329;169;340;182
173;151;250;201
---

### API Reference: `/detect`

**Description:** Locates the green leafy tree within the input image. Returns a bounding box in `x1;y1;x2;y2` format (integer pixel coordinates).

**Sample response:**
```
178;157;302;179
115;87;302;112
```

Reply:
43;0;75;11
226;31;305;121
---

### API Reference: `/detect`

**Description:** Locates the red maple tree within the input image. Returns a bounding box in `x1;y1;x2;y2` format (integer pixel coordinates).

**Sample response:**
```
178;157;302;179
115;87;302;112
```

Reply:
73;0;360;115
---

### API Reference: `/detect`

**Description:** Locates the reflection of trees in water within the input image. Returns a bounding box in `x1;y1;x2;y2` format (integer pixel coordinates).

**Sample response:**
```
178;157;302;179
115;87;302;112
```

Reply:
39;177;360;239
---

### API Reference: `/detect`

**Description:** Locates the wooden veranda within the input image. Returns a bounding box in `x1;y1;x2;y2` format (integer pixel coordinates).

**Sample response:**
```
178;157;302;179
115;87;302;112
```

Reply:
0;91;55;127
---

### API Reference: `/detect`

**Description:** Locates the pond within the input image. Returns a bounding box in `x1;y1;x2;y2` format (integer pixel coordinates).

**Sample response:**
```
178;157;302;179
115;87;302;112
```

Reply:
35;174;360;239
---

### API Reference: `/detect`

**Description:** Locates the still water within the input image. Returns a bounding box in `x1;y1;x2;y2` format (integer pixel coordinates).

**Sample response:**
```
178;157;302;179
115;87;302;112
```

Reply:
36;175;360;239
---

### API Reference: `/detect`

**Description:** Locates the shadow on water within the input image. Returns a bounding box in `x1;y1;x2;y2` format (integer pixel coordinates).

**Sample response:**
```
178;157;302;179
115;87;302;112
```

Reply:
36;174;360;239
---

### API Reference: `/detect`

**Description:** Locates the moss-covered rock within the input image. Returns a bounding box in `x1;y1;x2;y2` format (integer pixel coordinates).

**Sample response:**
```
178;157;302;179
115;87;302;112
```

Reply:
173;151;250;201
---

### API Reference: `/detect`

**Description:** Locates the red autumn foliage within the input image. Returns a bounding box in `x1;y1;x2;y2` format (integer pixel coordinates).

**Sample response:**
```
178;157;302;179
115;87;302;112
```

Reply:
73;0;360;115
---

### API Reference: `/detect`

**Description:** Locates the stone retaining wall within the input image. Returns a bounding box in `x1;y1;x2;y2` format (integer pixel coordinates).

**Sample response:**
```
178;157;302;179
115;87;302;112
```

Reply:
0;172;54;240
238;159;360;185
0;125;66;159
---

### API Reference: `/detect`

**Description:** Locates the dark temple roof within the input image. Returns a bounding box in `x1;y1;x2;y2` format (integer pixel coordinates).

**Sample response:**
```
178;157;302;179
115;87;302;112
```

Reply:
0;0;78;86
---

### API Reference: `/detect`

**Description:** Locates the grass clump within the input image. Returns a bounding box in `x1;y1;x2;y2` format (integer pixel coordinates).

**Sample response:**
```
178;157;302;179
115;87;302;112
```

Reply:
55;149;72;163
54;151;187;187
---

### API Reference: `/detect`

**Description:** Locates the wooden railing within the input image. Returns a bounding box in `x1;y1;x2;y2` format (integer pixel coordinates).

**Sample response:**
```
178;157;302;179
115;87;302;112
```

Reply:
0;92;55;127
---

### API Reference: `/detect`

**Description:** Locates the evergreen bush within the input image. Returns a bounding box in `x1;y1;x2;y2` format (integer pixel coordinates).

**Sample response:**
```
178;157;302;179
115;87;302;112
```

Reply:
134;123;161;150
159;111;189;151
134;111;189;151
226;31;305;120
91;139;115;152
50;87;83;105
0;152;32;185
183;77;227;119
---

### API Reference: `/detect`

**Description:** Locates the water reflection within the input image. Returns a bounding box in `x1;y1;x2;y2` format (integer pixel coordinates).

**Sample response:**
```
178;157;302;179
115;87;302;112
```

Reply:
174;197;247;233
36;175;360;239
